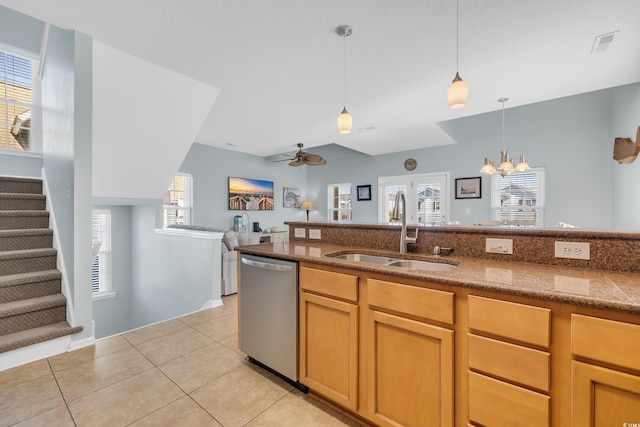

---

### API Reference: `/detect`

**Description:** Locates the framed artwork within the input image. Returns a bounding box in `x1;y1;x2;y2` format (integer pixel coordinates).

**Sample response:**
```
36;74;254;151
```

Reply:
455;177;482;199
357;185;372;201
228;177;275;210
283;186;301;208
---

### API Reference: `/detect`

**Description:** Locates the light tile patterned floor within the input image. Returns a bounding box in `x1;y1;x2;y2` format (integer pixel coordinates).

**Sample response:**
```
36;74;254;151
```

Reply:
0;294;364;426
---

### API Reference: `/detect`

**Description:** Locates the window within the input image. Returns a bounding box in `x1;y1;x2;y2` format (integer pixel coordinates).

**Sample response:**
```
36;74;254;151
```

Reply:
378;172;449;225
92;210;113;298
327;183;352;222
491;168;545;227
0;49;37;152
163;174;192;227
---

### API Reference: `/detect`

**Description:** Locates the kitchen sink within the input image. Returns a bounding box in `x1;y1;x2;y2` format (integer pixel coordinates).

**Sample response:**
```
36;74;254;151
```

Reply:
326;252;457;271
329;253;396;264
386;259;457;271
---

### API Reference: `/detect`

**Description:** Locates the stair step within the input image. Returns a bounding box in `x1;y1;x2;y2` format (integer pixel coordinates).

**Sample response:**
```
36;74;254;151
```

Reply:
0;211;49;230
0;248;57;276
0;294;67;336
0;193;46;211
0;177;42;195
0;321;83;354
0;270;61;303
0;229;53;251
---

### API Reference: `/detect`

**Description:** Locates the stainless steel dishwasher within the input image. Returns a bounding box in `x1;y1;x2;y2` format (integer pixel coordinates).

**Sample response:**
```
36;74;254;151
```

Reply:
239;253;303;388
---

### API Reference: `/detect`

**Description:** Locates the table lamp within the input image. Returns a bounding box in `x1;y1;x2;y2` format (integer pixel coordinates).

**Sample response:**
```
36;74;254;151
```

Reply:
300;201;314;221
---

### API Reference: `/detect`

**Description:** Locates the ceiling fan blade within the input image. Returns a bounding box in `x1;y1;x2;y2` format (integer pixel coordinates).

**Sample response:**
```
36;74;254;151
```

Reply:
301;153;324;162
304;157;327;166
289;159;304;167
273;158;294;162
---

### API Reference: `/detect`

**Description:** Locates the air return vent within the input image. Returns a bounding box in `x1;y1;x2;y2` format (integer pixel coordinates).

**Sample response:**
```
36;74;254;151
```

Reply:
591;31;619;54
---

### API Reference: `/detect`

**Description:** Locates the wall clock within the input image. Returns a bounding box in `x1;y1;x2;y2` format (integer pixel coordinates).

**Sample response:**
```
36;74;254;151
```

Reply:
404;158;417;171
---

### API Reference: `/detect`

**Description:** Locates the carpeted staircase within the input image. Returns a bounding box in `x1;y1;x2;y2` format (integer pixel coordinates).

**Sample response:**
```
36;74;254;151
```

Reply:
0;176;82;354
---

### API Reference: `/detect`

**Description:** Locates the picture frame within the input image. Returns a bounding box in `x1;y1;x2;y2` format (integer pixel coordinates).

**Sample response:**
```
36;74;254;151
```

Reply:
228;177;275;210
357;185;372;201
282;186;301;208
455;177;482;199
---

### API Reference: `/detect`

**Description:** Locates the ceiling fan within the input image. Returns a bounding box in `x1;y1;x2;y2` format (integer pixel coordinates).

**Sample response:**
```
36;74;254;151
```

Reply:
275;143;327;167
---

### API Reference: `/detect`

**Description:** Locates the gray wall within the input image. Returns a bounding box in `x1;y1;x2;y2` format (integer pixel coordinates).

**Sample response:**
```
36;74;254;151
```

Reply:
129;203;220;329
92;205;132;339
0;6;44;55
307;88;617;229
41;26;94;339
179;143;310;230
611;84;640;230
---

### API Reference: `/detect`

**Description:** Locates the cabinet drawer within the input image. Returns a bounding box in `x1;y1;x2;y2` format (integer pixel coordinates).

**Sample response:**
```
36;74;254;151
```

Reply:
469;372;549;427
368;278;454;325
468;334;550;392
300;267;358;303
572;314;640;372
468;295;550;348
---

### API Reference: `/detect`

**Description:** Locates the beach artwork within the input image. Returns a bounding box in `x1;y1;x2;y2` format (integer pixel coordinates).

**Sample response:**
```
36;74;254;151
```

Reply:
228;177;275;210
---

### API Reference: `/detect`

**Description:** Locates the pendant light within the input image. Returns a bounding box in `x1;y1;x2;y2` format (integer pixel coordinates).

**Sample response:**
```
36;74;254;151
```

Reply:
336;25;353;134
447;0;468;109
480;97;530;176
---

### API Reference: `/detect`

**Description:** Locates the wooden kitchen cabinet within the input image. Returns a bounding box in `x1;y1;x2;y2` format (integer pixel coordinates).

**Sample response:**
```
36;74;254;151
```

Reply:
571;314;640;425
367;278;454;427
299;266;359;411
468;295;551;427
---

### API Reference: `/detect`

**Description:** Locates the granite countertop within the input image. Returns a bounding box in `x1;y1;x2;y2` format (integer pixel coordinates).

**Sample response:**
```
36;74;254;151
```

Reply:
237;241;640;315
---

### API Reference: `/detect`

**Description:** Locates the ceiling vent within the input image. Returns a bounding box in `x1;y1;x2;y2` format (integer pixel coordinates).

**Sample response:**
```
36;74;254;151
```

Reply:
591;31;619;54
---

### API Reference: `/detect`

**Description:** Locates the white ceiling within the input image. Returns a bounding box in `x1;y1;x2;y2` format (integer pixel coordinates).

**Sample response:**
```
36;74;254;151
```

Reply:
2;0;640;157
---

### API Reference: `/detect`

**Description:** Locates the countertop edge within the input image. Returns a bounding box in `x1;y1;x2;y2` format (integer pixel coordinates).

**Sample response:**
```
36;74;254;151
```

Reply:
236;243;640;315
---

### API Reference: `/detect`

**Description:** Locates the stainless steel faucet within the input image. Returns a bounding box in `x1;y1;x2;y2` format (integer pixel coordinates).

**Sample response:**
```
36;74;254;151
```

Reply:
391;191;418;254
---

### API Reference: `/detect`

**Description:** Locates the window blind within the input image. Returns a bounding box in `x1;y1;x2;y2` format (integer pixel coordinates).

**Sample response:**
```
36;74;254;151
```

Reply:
0;50;33;151
91;210;112;294
491;168;545;226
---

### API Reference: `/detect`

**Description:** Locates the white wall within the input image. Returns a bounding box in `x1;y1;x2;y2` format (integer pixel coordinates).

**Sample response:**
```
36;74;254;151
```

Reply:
92;42;220;202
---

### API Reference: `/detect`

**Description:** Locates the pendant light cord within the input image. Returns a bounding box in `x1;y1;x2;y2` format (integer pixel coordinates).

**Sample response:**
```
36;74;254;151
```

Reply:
343;32;347;106
456;0;459;72
502;99;506;150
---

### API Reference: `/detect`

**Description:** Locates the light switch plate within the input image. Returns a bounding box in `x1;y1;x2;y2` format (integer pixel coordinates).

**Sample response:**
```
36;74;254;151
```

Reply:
555;241;590;260
309;229;321;240
485;238;513;254
294;228;306;238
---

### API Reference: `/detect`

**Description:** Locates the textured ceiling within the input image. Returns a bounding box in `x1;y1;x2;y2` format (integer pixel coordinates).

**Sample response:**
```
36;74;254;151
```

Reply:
2;0;639;157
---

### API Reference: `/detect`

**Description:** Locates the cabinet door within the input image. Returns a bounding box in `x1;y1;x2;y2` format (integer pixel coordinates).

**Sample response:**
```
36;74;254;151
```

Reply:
367;310;454;427
299;290;358;411
573;361;640;426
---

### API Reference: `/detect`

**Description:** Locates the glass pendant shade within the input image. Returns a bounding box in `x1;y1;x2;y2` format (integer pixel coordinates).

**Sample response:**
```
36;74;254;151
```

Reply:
447;72;468;109
338;107;352;134
498;150;515;174
515;155;531;171
480;157;497;175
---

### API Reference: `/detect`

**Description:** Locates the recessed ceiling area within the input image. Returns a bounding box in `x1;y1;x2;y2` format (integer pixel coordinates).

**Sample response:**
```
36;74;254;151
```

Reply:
1;0;639;157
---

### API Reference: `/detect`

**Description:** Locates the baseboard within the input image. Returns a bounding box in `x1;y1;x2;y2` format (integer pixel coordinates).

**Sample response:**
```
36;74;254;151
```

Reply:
201;298;224;310
68;335;95;352
0;336;70;372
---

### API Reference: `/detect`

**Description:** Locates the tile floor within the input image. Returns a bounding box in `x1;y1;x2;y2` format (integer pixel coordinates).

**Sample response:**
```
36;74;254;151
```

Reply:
0;294;364;427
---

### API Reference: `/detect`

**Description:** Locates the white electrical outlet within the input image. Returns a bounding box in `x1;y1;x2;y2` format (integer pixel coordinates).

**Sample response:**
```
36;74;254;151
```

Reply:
555;241;590;260
485;238;513;254
309;229;321;240
294;228;306;238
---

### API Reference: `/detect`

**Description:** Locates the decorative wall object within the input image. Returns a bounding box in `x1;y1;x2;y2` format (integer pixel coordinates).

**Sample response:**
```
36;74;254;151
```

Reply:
283;186;301;207
357;185;372;201
613;126;640;164
228;177;274;210
455;177;481;199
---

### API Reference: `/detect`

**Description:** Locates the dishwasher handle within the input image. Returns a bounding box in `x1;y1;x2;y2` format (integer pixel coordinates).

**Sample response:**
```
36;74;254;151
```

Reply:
241;256;294;272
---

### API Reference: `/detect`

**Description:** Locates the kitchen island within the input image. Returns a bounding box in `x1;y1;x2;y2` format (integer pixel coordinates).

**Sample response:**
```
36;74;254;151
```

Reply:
237;230;640;427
